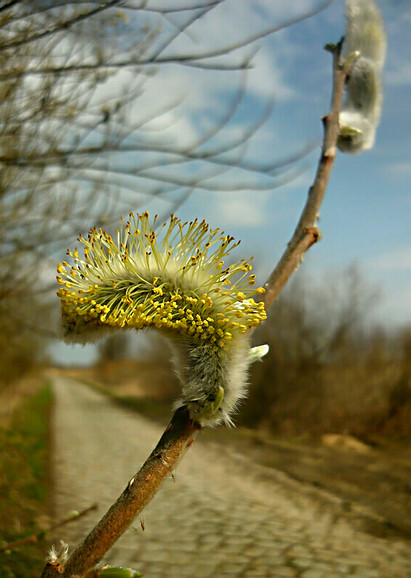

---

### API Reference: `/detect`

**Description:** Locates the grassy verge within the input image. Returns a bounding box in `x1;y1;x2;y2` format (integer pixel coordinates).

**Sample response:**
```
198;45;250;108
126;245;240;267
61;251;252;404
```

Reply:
0;383;52;578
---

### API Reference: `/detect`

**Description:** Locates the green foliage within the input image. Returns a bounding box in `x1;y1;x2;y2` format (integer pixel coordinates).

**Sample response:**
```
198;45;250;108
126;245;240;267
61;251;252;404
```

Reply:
0;384;52;578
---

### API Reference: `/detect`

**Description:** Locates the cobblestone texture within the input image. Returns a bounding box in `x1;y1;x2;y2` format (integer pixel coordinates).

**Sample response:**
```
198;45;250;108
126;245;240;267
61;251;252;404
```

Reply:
52;377;411;577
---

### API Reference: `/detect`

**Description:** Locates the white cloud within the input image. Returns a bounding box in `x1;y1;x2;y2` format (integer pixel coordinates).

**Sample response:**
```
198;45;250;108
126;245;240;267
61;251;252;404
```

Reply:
213;190;272;227
74;0;332;165
144;0;316;104
367;246;411;273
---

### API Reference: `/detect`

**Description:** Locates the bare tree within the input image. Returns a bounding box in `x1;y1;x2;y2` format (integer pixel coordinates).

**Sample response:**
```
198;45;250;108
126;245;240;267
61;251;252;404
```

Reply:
243;266;381;434
0;0;332;380
0;0;330;257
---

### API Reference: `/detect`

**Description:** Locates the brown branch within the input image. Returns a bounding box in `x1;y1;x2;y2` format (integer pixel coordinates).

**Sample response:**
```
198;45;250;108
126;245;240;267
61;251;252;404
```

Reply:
41;40;346;578
262;40;346;312
0;1;124;52
51;408;200;578
0;1;333;78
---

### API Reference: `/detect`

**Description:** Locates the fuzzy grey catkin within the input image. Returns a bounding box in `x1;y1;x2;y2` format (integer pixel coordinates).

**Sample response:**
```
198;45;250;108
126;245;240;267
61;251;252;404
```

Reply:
337;0;387;153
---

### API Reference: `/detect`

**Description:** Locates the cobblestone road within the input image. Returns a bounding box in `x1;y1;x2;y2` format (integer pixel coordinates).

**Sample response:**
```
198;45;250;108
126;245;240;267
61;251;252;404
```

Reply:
52;377;411;577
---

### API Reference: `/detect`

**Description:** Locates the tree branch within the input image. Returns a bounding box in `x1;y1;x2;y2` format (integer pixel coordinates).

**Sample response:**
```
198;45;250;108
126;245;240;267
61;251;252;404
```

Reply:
262;41;346;312
41;40;347;578
48;408;200;578
0;1;124;51
0;1;333;77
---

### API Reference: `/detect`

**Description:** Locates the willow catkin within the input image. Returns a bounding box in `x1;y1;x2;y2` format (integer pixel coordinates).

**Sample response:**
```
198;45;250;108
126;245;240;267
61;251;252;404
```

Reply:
57;212;268;426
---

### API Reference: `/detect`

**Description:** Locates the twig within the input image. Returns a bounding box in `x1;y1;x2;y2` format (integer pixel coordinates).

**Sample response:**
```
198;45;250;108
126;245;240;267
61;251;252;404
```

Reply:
262;40;346;311
0;504;98;553
50;408;199;578
41;42;346;578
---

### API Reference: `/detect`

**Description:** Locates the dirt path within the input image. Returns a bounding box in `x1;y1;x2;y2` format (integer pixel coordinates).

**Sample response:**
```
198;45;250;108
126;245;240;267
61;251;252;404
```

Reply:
52;377;411;577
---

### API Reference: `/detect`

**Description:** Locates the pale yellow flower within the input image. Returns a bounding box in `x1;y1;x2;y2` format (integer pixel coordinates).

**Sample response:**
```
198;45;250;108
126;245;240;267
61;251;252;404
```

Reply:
57;212;268;425
57;212;266;348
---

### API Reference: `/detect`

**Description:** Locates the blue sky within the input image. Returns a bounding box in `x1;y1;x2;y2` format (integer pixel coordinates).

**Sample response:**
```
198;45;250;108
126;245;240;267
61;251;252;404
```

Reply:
52;0;411;364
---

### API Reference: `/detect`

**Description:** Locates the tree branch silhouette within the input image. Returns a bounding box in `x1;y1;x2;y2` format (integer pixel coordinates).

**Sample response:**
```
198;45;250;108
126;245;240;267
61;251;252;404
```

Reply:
1;1;329;376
